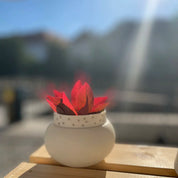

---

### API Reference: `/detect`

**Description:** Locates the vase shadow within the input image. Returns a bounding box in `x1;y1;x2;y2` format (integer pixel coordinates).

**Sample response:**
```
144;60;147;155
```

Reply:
19;163;107;178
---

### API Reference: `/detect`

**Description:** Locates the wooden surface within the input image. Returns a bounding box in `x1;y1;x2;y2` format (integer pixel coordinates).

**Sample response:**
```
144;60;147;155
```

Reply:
30;144;178;177
5;162;176;178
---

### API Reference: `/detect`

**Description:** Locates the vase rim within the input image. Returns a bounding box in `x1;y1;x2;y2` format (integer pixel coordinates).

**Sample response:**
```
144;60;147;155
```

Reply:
54;110;106;117
53;110;106;128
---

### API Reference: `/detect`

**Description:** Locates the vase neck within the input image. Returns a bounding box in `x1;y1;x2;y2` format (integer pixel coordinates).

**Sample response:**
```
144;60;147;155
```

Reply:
54;111;106;128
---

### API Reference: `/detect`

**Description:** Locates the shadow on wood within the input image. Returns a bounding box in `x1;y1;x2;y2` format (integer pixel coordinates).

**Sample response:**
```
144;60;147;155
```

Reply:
15;163;107;178
5;162;176;178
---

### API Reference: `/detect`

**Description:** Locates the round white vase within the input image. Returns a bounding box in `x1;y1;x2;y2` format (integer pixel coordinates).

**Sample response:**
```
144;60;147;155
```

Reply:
44;110;115;167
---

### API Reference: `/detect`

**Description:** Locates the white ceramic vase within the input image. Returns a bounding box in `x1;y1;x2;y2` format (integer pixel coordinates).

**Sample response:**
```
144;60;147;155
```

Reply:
44;110;115;167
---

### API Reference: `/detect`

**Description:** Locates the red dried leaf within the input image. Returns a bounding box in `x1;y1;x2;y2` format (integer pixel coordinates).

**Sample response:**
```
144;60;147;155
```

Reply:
91;102;109;113
53;90;63;98
91;96;108;113
78;97;89;115
75;84;87;111
57;102;76;115
84;82;94;113
94;96;108;106
71;80;82;111
75;82;94;114
46;95;61;105
46;99;57;112
46;80;109;115
57;92;78;115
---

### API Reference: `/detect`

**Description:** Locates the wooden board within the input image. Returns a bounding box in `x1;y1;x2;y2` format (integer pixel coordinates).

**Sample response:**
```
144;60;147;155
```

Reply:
5;162;176;178
30;144;178;177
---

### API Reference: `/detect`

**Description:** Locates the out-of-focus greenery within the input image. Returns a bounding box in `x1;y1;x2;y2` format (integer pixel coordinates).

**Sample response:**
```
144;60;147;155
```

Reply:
43;42;70;79
0;38;72;80
0;18;178;93
0;37;43;77
0;37;117;86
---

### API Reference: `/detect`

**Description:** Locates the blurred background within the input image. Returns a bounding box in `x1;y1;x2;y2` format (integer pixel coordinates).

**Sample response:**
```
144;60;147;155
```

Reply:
0;0;178;176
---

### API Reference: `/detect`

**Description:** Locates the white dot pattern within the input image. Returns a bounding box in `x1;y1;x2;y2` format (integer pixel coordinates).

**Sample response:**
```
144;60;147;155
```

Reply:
54;111;106;128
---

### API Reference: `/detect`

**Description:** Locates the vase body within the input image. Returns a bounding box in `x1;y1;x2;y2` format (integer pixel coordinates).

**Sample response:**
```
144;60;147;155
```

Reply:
44;110;115;167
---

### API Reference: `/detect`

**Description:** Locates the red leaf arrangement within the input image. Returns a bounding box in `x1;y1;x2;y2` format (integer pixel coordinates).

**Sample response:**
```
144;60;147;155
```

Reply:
46;80;109;115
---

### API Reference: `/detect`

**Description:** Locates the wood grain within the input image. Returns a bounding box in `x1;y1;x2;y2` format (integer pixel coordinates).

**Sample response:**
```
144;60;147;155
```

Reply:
5;162;176;178
29;144;178;177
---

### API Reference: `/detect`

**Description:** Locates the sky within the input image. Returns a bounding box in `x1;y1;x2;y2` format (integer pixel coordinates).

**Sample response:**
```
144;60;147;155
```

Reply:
0;0;177;39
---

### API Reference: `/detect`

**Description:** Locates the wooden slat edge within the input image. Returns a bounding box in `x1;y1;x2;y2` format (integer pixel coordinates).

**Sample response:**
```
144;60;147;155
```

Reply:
4;162;36;178
90;163;177;177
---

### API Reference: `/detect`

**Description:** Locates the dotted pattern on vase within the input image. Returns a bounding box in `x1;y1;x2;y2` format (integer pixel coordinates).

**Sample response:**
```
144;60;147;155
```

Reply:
54;111;106;128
